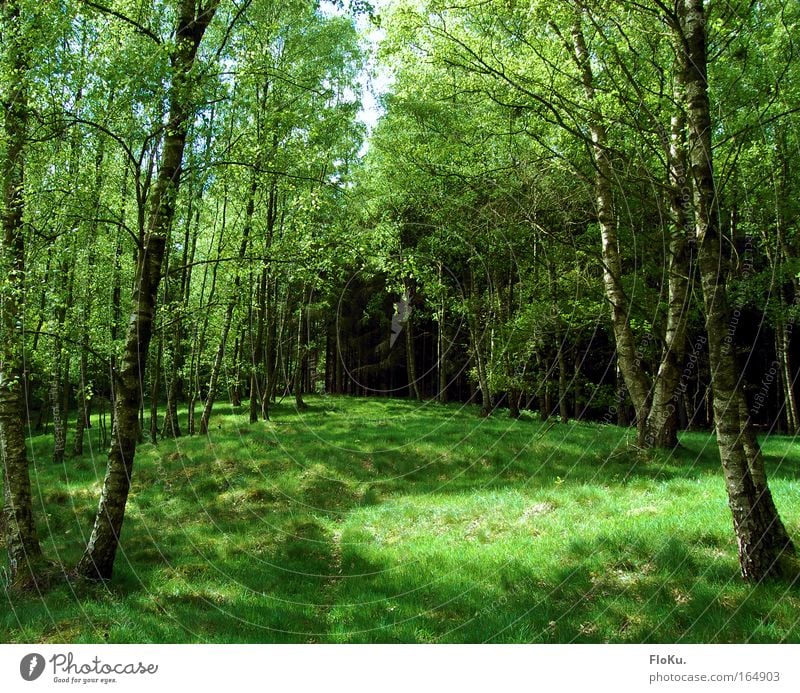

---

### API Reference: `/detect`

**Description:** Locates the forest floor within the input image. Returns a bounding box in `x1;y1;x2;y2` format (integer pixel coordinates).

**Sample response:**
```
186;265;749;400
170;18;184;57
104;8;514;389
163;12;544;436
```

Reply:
3;395;800;643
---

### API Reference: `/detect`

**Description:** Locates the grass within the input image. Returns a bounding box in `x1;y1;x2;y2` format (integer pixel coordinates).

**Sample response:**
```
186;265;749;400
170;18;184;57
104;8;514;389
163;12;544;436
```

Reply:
2;394;800;643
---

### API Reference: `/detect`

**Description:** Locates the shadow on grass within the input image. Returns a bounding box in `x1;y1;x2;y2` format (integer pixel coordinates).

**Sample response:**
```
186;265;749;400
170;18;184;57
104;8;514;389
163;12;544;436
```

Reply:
5;395;800;644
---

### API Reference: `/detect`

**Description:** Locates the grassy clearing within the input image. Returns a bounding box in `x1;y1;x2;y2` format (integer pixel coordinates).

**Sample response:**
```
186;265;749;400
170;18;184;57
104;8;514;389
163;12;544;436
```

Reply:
2;395;799;643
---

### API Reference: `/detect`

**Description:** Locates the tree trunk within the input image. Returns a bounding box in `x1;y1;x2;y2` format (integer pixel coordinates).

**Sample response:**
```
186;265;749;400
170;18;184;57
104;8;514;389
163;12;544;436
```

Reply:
467;274;492;416
557;345;570;424
405;305;421;401
149;328;164;444
188;194;225;434
1;0;43;583
775;323;798;433
469;320;492;416
249;267;267;423
262;275;281;416
50;374;66;464
645;67;692;448
199;169;256;434
536;351;549;422
77;1;219;580
50;257;73;464
163;197;200;438
74;348;89;457
615;362;629;427
230;332;242;406
677;0;793;581
571;14;651;444
75;143;106;456
293;288;308;411
437;284;448;404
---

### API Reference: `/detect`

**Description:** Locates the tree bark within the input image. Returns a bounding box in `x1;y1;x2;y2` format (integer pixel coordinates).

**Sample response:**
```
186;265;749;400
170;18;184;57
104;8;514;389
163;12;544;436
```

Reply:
163;177;201;438
677;0;793;581
436;266;448;404
293;287;308;411
405;299;421;400
199;169;256;434
149;323;164;444
74;347;90;457
50;257;73;464
1;0;43;584
75;143;106;456
557;345;570;424
645;67;692;448
77;0;219;580
571;13;651;444
249;266;267;422
468;309;492;415
775;322;798;433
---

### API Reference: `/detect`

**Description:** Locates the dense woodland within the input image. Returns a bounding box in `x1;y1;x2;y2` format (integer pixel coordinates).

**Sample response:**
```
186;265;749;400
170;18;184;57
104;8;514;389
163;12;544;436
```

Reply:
1;0;799;596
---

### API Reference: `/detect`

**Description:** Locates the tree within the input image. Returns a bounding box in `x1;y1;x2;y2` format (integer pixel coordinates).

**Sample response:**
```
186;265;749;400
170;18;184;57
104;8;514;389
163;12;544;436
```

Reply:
0;0;42;586
674;0;794;580
77;0;220;580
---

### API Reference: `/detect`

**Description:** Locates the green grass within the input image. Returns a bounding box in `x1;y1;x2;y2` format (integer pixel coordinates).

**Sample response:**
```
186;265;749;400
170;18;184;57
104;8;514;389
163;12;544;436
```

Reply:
3;395;800;643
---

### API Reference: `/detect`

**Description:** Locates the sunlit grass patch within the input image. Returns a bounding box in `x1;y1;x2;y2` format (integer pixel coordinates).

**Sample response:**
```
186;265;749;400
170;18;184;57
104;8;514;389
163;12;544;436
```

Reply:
2;395;799;643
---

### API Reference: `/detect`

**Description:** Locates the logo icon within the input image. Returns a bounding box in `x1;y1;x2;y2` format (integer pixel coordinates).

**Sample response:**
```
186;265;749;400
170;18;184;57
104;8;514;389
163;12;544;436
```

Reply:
20;653;45;681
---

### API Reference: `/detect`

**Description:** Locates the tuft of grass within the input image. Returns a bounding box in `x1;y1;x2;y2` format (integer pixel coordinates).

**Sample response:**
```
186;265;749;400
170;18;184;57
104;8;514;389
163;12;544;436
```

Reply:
2;395;800;643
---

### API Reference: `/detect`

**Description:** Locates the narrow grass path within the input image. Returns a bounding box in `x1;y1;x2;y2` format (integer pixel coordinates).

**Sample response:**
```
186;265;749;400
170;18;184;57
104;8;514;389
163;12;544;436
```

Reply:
3;396;799;643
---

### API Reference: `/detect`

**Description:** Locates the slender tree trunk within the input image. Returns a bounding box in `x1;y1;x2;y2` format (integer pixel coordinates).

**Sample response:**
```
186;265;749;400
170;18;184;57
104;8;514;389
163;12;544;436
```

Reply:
571;14;651;443
77;1;219;580
469;318;492;416
231;332;243;406
616;362;629;427
50;257;73;464
437;271;448;403
188;197;225;434
199;297;236;434
466;273;492;415
293;287;308;411
262;275;280;418
74;348;89;457
547;258;569;424
75;143;106;456
775;138;800;434
149;327;164;444
98;396;108;448
677;0;793;581
258;176;280;418
645;70;692;448
163;187;200;438
250;267;267;423
557;346;570;423
50;374;66;463
199;170;255;434
1;0;42;583
536;351;549;422
405;308;421;400
109;171;126;437
775;323;798;433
